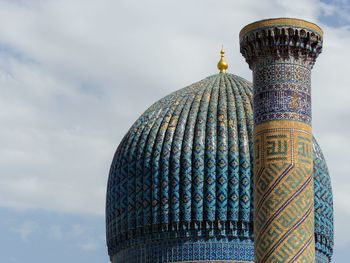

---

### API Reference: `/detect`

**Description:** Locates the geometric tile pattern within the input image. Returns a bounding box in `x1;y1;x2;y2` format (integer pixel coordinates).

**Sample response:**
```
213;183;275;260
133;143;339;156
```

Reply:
253;62;312;125
106;73;255;261
313;138;334;259
254;122;315;262
316;252;331;263
111;238;254;263
106;72;333;262
240;18;325;263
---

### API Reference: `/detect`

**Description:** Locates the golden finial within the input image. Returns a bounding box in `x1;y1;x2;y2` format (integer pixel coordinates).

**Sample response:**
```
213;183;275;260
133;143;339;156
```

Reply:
217;46;228;73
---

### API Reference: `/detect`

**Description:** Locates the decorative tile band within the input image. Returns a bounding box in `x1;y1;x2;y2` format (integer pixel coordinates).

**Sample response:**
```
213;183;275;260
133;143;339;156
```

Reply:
248;30;317;263
253;61;312;125
240;18;322;263
253;61;311;90
173;260;253;263
107;71;333;261
111;238;254;263
253;121;315;262
172;261;252;263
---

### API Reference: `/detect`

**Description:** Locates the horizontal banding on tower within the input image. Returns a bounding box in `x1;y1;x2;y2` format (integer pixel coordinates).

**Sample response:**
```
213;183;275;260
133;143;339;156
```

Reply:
240;17;323;263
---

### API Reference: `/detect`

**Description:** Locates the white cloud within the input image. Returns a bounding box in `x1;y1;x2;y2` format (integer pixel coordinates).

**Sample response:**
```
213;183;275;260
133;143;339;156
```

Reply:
49;225;63;240
71;224;85;236
68;223;102;251
79;238;99;252
12;221;38;240
0;0;348;251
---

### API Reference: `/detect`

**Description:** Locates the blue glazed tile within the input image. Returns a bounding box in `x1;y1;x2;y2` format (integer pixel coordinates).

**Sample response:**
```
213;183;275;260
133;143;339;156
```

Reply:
106;73;333;262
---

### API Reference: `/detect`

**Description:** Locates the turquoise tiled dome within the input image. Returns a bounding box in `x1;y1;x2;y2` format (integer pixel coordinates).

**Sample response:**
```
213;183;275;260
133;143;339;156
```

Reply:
313;138;334;260
106;73;333;263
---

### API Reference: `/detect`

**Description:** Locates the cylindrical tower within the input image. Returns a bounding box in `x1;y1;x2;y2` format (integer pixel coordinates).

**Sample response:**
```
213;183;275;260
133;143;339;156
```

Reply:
240;18;323;262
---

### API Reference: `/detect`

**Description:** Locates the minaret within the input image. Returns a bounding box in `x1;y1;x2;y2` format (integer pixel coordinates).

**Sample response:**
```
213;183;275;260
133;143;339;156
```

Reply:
240;18;323;262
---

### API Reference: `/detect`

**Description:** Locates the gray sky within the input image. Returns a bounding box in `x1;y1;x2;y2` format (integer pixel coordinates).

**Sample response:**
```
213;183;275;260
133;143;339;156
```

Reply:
0;0;349;262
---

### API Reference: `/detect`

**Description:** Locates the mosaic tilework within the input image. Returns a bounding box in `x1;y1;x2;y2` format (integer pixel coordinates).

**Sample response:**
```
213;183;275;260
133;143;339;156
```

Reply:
106;73;255;261
253;61;312;125
316;252;330;263
111;238;254;263
313;138;334;259
240;18;325;263
254;122;315;262
106;73;333;262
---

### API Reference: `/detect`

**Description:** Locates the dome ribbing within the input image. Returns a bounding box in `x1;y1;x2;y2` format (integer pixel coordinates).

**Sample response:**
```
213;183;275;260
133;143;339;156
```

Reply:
313;138;334;259
106;73;333;262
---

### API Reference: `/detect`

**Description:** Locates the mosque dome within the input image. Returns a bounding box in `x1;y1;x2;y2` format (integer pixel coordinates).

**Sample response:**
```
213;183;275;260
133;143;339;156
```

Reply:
106;73;333;262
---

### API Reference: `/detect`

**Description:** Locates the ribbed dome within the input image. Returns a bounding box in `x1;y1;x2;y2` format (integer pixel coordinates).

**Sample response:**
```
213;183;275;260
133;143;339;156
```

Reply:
106;73;333;262
313;138;334;260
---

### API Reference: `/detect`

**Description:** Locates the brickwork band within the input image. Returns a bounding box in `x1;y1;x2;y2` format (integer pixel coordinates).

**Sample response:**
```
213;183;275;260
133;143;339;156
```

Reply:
240;18;323;263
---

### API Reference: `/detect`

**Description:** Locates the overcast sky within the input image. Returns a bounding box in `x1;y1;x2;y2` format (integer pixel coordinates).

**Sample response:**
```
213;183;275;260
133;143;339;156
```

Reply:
0;0;349;262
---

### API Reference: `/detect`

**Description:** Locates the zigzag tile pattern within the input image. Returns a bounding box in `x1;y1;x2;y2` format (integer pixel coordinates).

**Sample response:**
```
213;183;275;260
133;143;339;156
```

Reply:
106;74;255;262
106;73;333;262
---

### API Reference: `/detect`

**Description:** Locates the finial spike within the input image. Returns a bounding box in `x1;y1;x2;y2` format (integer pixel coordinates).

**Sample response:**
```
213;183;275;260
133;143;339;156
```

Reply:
217;46;228;73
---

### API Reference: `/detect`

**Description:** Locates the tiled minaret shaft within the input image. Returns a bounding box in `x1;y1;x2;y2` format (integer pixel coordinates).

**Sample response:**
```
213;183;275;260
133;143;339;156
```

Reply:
240;18;323;263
